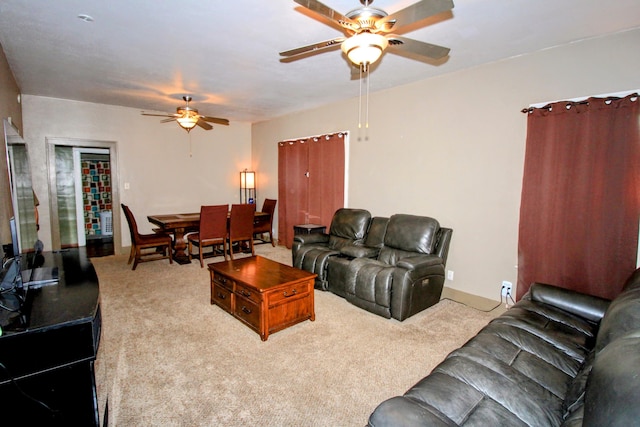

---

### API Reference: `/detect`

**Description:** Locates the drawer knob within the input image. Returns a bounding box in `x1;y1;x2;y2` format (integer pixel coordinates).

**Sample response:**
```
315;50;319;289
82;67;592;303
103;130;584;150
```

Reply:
283;289;298;298
241;290;252;297
217;292;226;300
241;306;252;314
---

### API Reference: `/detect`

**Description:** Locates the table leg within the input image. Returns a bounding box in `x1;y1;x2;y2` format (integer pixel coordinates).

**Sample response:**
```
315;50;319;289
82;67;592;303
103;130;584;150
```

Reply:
172;227;191;264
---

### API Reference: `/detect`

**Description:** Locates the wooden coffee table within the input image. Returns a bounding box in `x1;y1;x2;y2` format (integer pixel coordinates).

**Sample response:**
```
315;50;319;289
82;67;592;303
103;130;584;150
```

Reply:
208;256;316;341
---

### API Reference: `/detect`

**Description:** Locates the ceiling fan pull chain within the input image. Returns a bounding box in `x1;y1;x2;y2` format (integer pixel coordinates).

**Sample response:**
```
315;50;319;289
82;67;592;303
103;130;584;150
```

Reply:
189;132;193;157
366;64;370;129
358;65;363;129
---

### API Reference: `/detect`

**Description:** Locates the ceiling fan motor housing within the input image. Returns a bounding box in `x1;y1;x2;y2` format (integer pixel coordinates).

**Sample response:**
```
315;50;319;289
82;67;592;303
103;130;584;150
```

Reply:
345;7;388;32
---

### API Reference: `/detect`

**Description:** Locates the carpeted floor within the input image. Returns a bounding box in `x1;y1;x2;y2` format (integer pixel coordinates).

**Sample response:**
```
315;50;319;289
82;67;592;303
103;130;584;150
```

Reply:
92;245;498;426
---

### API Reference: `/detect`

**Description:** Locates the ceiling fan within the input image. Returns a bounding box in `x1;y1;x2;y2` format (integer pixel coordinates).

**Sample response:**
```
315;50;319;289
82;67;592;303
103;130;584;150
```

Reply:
141;96;229;133
280;0;454;71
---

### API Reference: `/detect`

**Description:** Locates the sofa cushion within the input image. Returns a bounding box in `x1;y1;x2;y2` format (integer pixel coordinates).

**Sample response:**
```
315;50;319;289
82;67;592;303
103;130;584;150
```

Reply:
560;349;594;423
327;208;370;245
383;214;439;254
594;285;640;352
364;216;389;248
583;330;640;426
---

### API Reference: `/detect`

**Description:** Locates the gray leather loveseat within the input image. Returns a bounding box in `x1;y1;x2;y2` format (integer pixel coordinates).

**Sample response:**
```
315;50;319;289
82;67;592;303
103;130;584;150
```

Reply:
368;267;640;426
292;209;452;321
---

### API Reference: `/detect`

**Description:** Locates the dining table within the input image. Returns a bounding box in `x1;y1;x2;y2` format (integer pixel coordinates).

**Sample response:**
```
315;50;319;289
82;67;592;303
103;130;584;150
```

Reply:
147;210;269;264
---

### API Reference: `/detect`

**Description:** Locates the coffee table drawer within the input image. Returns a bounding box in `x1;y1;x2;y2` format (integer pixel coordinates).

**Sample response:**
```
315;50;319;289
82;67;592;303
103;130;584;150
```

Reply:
269;280;312;304
211;284;233;312
236;283;261;304
213;272;234;291
235;297;260;330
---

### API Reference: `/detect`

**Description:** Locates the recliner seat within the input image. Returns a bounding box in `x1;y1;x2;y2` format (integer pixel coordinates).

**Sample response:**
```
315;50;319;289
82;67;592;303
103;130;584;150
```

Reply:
292;208;371;290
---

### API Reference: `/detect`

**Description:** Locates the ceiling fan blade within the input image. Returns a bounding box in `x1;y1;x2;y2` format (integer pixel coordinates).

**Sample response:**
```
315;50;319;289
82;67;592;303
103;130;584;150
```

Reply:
377;0;454;32
160;118;177;123
280;37;345;57
200;116;230;126
387;35;450;59
196;119;213;130
141;112;177;118
293;0;358;31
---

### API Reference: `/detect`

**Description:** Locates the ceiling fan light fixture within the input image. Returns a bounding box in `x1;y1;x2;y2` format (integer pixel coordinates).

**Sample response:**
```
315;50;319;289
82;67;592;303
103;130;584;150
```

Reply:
176;116;198;131
341;32;388;66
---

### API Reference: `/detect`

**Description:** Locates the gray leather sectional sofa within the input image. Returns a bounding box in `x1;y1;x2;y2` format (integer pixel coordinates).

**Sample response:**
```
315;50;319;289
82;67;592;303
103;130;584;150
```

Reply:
292;208;452;321
368;267;640;426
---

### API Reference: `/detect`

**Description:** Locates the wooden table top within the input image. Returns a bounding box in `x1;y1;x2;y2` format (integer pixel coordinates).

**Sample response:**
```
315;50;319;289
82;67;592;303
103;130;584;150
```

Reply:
208;255;316;292
148;211;268;229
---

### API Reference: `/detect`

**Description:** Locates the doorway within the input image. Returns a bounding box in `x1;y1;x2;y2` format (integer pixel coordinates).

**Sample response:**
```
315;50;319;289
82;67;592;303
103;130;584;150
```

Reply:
46;138;121;256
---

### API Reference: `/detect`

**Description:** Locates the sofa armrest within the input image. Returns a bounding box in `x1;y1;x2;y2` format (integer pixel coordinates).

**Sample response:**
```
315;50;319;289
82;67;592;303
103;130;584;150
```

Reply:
396;255;443;271
391;256;445;321
293;233;329;245
340;245;380;259
528;282;611;323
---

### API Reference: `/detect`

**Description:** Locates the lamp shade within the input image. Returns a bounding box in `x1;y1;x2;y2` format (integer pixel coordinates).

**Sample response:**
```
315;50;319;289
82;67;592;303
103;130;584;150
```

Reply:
240;169;256;204
177;116;198;130
240;170;255;189
341;32;388;66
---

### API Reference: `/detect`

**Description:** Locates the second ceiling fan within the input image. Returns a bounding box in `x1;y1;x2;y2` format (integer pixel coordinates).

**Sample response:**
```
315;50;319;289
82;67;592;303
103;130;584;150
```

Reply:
280;0;454;71
141;96;229;133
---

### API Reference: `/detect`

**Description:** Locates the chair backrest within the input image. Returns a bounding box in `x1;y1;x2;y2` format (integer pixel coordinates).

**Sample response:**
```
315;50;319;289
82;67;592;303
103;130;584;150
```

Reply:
378;214;440;265
199;204;229;240
254;199;277;233
327;208;371;250
121;203;140;243
261;199;277;218
229;204;255;240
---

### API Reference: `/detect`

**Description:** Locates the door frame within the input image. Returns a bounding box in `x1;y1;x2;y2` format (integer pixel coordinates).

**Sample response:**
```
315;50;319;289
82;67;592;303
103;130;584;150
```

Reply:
46;137;122;254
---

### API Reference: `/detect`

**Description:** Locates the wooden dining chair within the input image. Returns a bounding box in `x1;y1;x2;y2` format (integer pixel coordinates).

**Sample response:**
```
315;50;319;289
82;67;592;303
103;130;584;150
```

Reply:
121;203;173;270
253;198;277;246
188;204;229;267
228;203;256;260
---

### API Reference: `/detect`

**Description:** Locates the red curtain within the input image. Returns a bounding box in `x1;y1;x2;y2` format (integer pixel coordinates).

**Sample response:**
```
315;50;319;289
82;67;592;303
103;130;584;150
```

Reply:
517;94;640;300
278;133;345;248
278;140;309;249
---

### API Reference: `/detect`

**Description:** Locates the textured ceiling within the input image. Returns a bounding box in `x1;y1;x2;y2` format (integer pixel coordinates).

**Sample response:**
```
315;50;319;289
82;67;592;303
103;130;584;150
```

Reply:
0;0;639;123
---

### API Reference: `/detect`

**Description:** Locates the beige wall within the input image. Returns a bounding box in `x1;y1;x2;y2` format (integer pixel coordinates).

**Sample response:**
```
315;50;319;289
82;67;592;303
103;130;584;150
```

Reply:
0;43;22;133
0;43;23;252
22;96;252;253
252;28;640;302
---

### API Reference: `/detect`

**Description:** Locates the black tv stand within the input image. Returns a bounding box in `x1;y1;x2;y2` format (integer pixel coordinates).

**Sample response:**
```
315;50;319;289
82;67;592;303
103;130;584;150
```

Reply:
0;249;103;425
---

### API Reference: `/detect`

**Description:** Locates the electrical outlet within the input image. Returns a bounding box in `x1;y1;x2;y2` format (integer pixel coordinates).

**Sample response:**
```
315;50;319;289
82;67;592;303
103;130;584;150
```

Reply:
447;270;454;281
501;281;512;297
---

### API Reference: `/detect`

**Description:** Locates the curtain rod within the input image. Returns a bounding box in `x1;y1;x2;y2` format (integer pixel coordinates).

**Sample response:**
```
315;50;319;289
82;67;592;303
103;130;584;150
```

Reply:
279;131;348;145
521;92;639;114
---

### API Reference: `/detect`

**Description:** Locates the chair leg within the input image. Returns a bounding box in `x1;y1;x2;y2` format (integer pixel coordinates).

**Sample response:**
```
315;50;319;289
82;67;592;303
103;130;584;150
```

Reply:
229;240;235;260
132;247;141;270
128;245;135;264
199;244;204;268
269;231;275;247
249;238;255;256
